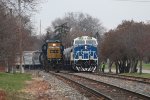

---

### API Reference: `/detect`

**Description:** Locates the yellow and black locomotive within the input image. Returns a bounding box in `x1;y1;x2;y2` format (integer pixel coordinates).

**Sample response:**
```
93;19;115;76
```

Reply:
40;40;64;72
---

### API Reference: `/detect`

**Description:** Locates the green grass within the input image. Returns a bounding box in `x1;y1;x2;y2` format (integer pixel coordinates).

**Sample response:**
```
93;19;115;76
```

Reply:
105;62;150;70
121;73;150;78
143;63;150;70
0;72;32;92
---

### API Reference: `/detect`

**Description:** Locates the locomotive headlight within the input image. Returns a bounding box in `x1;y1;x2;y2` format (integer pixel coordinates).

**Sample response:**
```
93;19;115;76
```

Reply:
90;56;94;60
85;46;87;49
79;56;82;60
53;43;56;46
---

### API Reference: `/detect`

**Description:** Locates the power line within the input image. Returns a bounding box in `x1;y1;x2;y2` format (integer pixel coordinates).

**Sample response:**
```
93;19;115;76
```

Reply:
115;0;150;2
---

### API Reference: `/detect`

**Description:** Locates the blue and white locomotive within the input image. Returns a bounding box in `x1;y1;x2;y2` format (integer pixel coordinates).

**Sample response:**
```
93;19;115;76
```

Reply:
64;36;98;72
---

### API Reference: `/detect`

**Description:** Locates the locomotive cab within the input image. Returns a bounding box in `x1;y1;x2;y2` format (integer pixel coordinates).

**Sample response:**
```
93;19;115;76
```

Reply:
46;40;64;60
40;40;64;72
72;36;98;72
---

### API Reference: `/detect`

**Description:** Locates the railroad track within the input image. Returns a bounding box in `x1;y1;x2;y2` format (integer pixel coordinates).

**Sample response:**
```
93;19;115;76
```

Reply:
94;72;150;84
49;71;108;100
50;71;150;100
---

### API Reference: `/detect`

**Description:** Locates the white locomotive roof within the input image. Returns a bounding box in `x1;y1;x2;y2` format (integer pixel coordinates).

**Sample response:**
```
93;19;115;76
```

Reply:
73;36;98;45
74;36;96;41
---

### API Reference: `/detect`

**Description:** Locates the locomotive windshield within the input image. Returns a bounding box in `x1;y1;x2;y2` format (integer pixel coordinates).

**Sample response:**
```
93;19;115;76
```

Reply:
75;40;85;45
86;40;96;45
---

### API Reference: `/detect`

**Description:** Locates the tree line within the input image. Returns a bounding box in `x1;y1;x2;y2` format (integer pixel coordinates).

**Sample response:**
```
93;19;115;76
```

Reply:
45;12;105;48
0;0;41;71
101;20;150;74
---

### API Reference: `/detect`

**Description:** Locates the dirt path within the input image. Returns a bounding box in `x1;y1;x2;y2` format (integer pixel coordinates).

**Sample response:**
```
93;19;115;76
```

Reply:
21;71;69;100
21;75;52;100
0;90;6;100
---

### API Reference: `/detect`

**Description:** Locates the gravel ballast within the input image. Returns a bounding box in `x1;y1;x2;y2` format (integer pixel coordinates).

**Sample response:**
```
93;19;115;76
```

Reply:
72;73;150;97
39;71;89;100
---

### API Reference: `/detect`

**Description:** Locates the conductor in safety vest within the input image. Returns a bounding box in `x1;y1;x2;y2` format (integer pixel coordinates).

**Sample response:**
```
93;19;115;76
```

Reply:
102;62;105;73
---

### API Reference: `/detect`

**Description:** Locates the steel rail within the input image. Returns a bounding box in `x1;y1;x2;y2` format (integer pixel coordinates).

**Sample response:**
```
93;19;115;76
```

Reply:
93;72;150;84
62;72;150;100
49;71;112;100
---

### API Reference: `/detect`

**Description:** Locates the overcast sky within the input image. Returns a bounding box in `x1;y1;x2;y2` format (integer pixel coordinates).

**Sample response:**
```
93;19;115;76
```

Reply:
31;0;150;34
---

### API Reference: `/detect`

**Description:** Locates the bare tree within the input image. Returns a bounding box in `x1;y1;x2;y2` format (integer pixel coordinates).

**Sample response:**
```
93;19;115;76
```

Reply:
0;4;19;72
50;12;105;47
0;0;42;72
101;20;150;74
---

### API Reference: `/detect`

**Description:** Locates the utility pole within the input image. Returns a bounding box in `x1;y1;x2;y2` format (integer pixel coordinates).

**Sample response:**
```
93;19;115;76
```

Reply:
40;20;41;36
18;0;24;73
10;8;14;73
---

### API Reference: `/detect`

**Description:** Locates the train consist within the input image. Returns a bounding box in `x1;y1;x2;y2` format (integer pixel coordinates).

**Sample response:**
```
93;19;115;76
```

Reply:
40;36;98;72
39;40;64;72
64;36;98;72
15;51;41;69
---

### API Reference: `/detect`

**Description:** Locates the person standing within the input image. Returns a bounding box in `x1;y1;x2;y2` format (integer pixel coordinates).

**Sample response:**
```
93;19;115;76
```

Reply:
102;62;105;73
